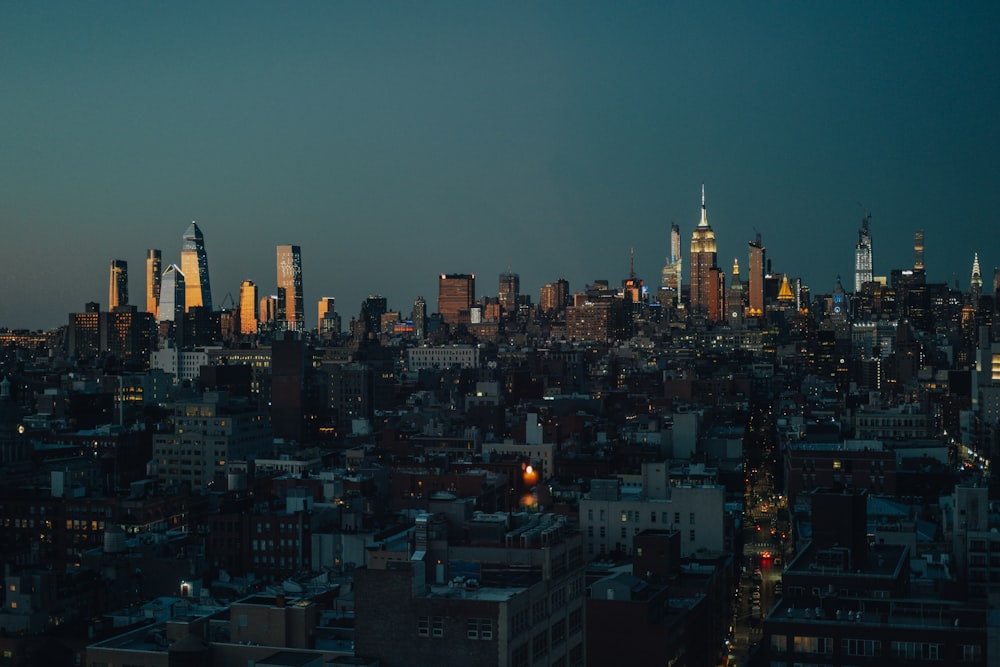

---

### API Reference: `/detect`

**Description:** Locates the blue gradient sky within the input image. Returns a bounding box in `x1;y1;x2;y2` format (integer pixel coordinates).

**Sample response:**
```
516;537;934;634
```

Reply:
2;2;998;331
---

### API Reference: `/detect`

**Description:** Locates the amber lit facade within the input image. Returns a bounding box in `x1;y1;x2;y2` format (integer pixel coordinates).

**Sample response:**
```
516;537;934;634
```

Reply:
180;221;213;312
438;273;475;324
239;279;258;335
108;260;128;310
276;244;304;331
146;249;161;318
689;186;721;321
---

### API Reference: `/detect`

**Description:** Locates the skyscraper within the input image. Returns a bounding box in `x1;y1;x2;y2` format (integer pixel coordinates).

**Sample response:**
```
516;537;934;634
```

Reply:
913;230;924;271
109;260;128;310
180;221;213;312
498;272;519;318
411;296;426;339
854;214;873;293
727;258;744;326
689;185;721;320
276;245;304;331
159;264;185;323
540;279;570;313
438;273;475;324
748;233;765;317
239;280;258;335
971;253;983;300
360;295;387;339
146;249;161;318
318;297;337;336
661;222;683;307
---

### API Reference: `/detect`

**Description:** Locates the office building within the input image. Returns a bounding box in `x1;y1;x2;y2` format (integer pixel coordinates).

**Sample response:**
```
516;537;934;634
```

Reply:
360;295;387;340
540;279;570;313
661;222;683;307
108;260;128;310
411;295;427;339
970;253;983;301
276;244;304;331
151;392;270;490
180;221;213;312
748;233;765;317
238;280;258;335
689;185;721;320
498;271;519;317
158;264;185;323
318;296;338;336
438;273;475;324
67;302;101;362
145;249;161;318
854;213;873;292
914;229;924;271
259;295;277;327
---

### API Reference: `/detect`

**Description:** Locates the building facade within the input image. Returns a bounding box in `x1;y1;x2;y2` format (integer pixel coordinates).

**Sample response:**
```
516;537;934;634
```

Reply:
438;273;475;324
109;259;128;310
180;221;213;312
276;244;304;331
146;249;161;318
689;186;721;321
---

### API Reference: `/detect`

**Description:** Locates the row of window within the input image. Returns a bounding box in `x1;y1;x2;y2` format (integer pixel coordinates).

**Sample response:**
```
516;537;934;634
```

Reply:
771;636;981;662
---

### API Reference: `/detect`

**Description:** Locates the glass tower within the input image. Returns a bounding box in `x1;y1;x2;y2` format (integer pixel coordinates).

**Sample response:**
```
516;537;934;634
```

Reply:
146;249;161;318
181;221;213;312
159;264;186;323
239;280;258;335
109;259;128;310
276;245;304;331
854;214;873;293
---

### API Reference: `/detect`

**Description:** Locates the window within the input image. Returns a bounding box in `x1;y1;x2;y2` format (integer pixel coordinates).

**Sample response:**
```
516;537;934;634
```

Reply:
770;635;787;652
569;609;582;634
689;512;695;524
674;512;680;524
533;631;548;659
793;636;832;654
843;638;882;657
961;644;982;661
690;529;695;542
512;644;529;667
621;527;626;538
418;616;429;637
431;616;444;638
621;511;627;522
551;618;566;646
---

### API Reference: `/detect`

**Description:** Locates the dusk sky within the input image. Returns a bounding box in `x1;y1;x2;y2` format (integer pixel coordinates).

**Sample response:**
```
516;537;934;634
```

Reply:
2;2;998;331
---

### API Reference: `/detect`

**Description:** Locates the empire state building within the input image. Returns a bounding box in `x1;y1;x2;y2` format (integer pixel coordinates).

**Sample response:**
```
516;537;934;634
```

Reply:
689;185;722;321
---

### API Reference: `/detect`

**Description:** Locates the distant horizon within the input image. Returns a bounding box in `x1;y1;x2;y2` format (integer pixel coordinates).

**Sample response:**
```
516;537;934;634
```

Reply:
3;2;997;331
0;212;985;332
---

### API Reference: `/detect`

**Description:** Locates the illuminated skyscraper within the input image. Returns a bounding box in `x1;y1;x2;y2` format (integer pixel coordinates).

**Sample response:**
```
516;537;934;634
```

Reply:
159;264;185;323
661;222;682;306
146;249;161;318
181;221;213;312
498;272;519;317
689;185;721;320
438;273;475;324
971;253;983;300
239;280;258;335
854;213;873;293
748;233;765;317
913;230;924;271
727;258;744;326
259;295;277;326
276;245;304;331
109;260;128;310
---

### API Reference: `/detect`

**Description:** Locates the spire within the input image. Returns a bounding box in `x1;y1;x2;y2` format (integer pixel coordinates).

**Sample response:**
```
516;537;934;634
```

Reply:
698;184;709;227
778;274;794;301
732;258;739;275
971;252;983;295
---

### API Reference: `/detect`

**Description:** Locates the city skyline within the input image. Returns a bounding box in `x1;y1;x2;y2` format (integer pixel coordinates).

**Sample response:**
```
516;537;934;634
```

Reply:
2;2;998;330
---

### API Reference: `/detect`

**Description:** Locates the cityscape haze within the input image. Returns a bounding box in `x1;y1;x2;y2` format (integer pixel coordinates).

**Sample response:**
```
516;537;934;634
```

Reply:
2;2;999;331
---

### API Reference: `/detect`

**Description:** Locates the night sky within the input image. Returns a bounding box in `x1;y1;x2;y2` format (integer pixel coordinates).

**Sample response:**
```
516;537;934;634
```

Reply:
2;2;998;331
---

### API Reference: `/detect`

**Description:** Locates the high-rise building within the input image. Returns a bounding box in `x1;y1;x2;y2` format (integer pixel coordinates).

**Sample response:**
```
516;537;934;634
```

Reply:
109;260;128;310
146;249;161;318
498;272;519;317
971;253;983;300
438;273;475;324
411;296;427;339
360;295;387;339
913;230;924;271
661;222;683;307
239;280;258;335
158;264;185;323
854;213;873;293
180;221;213;312
727;258;744;326
748;233;765;317
259;295;277;327
276;245;304;331
540;279;570;313
689;185;721;320
317;297;338;336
